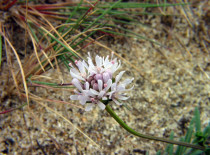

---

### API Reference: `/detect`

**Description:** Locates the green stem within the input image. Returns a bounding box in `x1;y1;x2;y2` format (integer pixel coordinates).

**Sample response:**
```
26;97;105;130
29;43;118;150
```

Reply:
105;105;205;151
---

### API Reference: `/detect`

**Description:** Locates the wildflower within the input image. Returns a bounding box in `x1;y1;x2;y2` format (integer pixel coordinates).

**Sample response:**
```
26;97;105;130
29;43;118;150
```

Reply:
70;54;134;111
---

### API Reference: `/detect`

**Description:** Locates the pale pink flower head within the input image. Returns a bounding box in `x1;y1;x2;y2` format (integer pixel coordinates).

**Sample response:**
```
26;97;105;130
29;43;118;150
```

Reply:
70;54;134;111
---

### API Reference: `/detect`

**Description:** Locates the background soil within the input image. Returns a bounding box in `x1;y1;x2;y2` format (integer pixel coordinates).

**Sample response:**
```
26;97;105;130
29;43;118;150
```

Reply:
0;0;209;154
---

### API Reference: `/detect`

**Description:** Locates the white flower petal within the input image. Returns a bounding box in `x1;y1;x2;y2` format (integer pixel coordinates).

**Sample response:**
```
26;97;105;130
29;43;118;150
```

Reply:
98;101;105;110
111;61;121;73
90;89;99;95
77;61;86;75
70;95;78;100
103;55;109;66
115;71;125;83
117;95;129;100
85;82;89;90
102;97;108;100
113;99;122;105
85;103;94;111
72;78;83;92
98;80;103;91
116;84;134;92
88;57;94;70
111;83;117;91
78;95;88;105
96;55;102;67
70;67;79;75
98;90;105;98
121;78;134;86
107;91;115;99
117;85;126;92
104;79;112;91
127;85;134;91
70;68;85;81
82;60;88;69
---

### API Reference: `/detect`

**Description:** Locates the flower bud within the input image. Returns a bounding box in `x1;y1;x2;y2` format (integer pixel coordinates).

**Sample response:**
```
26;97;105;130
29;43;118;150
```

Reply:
91;80;96;86
87;76;93;83
103;72;111;83
93;83;99;90
94;74;103;80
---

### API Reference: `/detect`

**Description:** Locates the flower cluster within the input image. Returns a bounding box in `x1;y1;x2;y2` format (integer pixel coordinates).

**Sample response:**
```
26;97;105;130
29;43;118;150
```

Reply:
70;54;134;111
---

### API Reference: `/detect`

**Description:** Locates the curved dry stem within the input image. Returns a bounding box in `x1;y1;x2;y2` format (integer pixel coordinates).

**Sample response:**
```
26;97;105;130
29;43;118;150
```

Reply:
1;31;29;106
36;100;100;149
28;31;45;72
3;32;21;96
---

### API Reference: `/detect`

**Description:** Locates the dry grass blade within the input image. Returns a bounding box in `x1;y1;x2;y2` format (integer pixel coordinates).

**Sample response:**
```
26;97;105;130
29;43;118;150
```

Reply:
179;0;193;28
1;30;29;106
29;6;83;60
156;0;166;15
24;0;29;56
30;75;53;80
3;33;21;96
27;107;68;154
40;47;54;69
52;26;111;56
28;31;45;72
28;93;84;110
36;98;100;149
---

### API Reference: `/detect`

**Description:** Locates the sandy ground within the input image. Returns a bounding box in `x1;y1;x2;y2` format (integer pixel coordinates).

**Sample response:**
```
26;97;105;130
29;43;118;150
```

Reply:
0;1;209;154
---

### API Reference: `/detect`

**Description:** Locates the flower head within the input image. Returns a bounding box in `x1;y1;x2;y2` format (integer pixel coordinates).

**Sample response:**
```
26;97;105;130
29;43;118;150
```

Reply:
70;54;134;111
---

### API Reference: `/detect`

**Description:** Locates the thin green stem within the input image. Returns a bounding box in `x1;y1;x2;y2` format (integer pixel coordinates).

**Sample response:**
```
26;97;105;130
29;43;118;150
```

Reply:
105;105;205;151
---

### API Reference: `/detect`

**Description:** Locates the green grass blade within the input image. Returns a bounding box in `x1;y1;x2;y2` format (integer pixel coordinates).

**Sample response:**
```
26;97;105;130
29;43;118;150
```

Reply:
30;80;58;86
189;150;205;155
175;137;185;155
156;150;161;155
18;0;36;2
58;55;71;70
27;23;39;42
71;30;97;49
58;2;188;10
165;131;174;155
183;124;194;153
203;122;210;136
163;0;167;13
58;0;84;34
97;2;188;9
40;27;78;58
185;119;194;143
70;0;122;46
194;107;201;132
29;80;73;88
83;0;122;32
66;1;88;36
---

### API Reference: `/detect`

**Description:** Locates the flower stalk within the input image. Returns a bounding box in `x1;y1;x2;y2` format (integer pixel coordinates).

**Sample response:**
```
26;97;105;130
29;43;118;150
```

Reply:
69;54;206;151
105;104;205;151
